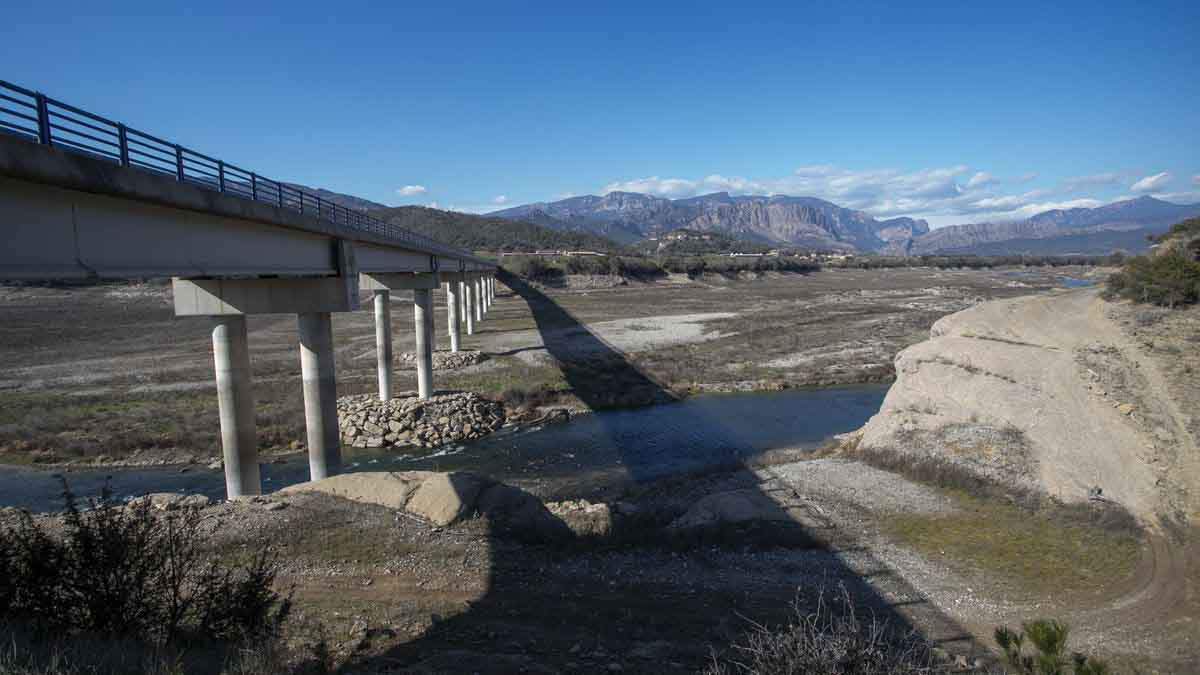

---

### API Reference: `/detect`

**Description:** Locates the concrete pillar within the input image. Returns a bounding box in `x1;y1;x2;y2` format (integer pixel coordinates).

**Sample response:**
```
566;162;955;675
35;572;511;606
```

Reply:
413;288;434;399
373;291;392;401
475;278;485;322
298;312;341;480
464;279;475;335
489;277;495;303
445;281;461;353
459;280;468;324
212;316;260;499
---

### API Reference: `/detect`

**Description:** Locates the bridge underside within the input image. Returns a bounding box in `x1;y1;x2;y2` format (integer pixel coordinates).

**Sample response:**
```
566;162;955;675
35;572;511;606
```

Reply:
0;134;497;500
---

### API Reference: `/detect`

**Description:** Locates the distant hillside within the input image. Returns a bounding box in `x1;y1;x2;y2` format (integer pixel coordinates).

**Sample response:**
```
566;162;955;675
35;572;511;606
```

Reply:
489;191;929;251
892;196;1200;256
633;228;772;256
283;183;390;212
367;206;624;253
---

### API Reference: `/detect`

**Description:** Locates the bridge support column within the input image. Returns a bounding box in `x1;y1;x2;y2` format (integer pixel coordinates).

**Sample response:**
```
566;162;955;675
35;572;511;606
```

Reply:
489;276;495;304
373;290;392;401
475;277;485;322
212;316;261;499
298;312;342;480
464;279;475;335
413;288;434;399
459;279;468;324
445;281;461;352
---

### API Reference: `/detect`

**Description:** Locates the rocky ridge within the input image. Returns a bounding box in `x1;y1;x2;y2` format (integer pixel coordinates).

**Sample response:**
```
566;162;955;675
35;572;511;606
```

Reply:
338;392;505;450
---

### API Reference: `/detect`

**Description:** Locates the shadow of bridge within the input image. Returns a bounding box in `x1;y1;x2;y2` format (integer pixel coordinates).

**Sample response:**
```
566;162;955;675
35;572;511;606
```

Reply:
342;271;981;673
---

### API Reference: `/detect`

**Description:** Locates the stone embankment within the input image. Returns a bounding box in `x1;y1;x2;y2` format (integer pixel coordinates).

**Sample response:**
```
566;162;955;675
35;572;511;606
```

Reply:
853;288;1198;524
397;349;488;370
338;392;505;450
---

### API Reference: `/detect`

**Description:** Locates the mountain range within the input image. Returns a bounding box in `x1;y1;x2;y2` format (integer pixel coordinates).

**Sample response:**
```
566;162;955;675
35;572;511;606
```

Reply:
490;192;1200;256
489;192;929;251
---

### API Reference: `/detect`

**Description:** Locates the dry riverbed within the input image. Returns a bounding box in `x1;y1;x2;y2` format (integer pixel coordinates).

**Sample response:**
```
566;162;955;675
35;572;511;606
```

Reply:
0;267;1089;466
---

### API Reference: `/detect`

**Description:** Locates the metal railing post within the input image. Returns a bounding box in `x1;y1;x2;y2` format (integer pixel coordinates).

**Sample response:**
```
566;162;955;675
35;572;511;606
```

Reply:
35;94;51;145
174;145;185;181
316;195;323;219
217;161;225;192
298;190;304;213
277;184;283;208
251;173;258;201
117;124;130;166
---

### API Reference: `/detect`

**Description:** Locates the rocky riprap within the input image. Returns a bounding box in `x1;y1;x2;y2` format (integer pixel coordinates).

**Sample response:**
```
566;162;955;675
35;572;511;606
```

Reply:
338;392;505;450
397;349;488;370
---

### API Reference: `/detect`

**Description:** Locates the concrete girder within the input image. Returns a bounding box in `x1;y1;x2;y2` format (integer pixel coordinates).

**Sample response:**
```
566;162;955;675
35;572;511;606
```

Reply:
172;276;360;316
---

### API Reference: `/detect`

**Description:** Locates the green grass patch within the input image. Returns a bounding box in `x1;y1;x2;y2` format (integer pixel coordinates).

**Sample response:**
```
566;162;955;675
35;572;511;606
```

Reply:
881;491;1142;598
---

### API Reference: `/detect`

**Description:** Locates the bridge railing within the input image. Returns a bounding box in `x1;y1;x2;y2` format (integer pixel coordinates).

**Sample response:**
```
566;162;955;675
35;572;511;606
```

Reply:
0;78;486;267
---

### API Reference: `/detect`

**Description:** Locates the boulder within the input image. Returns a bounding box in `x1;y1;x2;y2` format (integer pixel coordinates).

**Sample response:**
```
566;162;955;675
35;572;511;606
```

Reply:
405;472;488;526
279;471;435;511
281;471;574;540
130;493;210;511
669;489;793;530
477;484;572;542
546;499;613;537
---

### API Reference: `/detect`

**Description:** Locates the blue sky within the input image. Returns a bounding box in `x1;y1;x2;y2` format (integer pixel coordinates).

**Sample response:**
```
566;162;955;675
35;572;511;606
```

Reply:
3;0;1198;227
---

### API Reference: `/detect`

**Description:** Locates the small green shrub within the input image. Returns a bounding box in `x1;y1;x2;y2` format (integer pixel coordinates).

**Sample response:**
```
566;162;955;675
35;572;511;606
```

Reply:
996;619;1109;674
1105;251;1200;308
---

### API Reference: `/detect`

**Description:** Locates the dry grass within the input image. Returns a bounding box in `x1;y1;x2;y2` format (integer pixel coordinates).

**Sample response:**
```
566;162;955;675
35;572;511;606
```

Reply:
882;490;1141;598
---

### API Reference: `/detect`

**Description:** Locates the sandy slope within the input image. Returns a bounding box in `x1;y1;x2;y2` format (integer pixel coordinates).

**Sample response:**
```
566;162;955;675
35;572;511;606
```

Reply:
857;288;1198;525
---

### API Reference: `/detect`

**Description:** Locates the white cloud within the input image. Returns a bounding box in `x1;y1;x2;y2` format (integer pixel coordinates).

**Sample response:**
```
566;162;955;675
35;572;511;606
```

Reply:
586;163;1153;228
1062;172;1121;192
1151;191;1200;204
397;185;427;196
492;195;509;205
1130;172;1171;193
966;172;995;189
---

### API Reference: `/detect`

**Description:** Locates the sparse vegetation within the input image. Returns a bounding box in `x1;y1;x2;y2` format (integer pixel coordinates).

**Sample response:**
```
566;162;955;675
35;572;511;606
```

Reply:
996;620;1109;674
0;483;290;660
368;205;623;253
704;585;944;675
500;253;820;282
1105;217;1200;308
1105;251;1200;307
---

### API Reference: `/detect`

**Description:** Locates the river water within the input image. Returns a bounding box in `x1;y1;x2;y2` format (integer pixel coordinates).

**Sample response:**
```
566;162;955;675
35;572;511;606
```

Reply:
0;384;888;512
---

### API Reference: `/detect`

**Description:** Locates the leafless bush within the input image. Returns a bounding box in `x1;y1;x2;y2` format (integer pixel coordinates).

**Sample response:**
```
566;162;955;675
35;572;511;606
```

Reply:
704;584;948;674
1;481;290;645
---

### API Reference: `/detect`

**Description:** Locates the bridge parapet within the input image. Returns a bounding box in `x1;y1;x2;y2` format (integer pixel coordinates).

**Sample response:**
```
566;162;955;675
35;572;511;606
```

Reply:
0;78;491;268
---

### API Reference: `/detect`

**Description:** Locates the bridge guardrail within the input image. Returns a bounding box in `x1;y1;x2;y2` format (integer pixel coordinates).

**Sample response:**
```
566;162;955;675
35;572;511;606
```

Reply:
0;78;490;268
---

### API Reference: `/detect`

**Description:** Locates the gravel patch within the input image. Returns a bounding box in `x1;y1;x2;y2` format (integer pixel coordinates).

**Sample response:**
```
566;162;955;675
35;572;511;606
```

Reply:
759;458;957;516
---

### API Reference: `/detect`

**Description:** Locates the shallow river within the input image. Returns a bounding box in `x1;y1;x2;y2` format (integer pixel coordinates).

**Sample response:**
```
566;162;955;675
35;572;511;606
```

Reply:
0;385;888;512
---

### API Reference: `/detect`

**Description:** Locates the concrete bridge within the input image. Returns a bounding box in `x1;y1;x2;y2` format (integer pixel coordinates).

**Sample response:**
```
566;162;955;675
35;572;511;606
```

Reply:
0;79;498;499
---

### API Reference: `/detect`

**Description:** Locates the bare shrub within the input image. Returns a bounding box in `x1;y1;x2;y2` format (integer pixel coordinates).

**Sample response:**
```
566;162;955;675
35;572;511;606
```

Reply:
1;481;290;645
704;584;946;674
